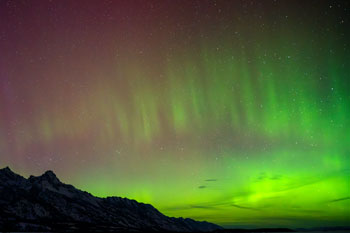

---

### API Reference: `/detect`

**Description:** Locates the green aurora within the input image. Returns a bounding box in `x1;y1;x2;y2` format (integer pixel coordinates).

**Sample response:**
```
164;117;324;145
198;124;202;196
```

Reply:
0;0;349;228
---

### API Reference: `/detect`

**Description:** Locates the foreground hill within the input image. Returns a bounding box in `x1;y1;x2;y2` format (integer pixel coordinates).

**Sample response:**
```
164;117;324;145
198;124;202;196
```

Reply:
0;167;221;232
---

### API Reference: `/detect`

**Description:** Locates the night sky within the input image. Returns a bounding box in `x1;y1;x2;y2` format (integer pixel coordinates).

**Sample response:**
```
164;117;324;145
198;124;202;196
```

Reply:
1;0;349;228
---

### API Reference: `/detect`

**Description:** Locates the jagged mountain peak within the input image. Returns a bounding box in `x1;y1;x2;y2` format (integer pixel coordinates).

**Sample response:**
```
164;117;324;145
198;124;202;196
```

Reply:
0;167;222;232
0;166;15;180
28;170;61;187
43;170;57;178
0;166;14;175
0;166;26;185
0;166;11;171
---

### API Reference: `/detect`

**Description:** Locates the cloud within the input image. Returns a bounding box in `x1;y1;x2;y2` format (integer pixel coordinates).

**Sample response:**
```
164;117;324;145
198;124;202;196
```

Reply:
271;174;282;180
328;196;350;203
163;203;220;211
190;205;217;209
255;173;282;182
204;179;217;182
231;204;260;211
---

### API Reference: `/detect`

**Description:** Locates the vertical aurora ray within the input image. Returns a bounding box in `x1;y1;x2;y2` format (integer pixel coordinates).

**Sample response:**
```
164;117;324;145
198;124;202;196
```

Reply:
0;0;349;228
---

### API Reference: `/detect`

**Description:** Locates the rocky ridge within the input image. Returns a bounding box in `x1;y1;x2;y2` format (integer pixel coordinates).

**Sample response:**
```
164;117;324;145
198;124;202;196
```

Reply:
0;167;221;232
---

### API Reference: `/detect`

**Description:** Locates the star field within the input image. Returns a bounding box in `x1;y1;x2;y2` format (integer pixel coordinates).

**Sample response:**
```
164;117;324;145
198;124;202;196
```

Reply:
0;0;349;228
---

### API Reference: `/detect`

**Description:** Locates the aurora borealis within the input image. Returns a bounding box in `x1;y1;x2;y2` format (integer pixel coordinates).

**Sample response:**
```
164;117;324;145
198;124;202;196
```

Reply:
1;0;349;228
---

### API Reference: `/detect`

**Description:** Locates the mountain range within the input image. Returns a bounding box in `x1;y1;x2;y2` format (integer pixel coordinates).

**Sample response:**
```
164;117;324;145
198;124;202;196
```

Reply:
0;166;222;232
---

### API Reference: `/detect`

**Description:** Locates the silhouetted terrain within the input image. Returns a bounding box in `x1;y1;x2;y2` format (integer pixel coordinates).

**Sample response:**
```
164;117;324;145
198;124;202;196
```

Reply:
0;167;221;232
296;226;350;232
212;228;295;232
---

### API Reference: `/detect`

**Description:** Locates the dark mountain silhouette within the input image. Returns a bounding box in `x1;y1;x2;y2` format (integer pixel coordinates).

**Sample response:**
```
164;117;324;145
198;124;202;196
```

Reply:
0;167;222;232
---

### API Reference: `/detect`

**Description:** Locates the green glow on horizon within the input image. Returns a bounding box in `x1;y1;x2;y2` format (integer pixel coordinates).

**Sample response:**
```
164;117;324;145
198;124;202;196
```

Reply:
1;1;349;229
69;36;350;227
